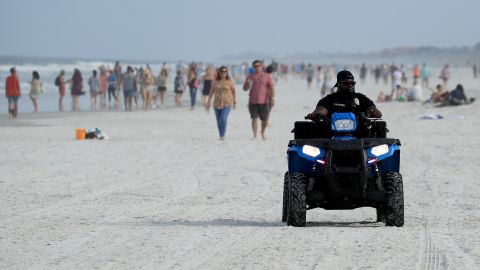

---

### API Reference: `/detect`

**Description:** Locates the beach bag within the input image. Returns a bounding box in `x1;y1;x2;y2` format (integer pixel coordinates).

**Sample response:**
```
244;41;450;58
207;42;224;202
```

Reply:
55;76;61;86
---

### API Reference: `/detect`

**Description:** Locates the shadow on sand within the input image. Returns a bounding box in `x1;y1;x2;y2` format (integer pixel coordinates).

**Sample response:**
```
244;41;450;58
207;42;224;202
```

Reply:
306;220;382;228
97;218;284;228
96;219;382;228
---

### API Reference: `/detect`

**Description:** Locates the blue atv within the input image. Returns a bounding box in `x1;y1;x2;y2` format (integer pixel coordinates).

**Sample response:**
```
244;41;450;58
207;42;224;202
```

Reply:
283;112;404;227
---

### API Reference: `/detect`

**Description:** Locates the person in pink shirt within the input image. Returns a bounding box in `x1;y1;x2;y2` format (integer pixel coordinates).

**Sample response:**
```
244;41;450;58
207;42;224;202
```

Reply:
99;69;108;109
243;60;275;140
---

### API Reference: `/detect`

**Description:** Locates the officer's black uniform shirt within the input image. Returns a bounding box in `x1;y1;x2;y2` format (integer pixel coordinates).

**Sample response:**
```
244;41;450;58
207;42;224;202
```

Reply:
316;91;376;117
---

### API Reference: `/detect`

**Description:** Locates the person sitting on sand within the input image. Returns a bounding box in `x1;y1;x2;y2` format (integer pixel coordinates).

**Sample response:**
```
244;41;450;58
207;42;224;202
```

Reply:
406;81;423;102
423;84;448;104
439;84;475;106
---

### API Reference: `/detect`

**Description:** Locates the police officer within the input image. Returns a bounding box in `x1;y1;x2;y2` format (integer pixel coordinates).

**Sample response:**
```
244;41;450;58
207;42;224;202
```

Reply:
306;70;382;122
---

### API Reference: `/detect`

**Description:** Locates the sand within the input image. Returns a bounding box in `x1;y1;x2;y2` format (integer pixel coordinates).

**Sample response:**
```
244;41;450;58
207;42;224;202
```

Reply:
1;70;479;269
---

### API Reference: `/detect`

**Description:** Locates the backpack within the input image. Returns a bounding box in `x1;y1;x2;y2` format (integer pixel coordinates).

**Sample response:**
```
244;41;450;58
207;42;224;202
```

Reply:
55;76;61;86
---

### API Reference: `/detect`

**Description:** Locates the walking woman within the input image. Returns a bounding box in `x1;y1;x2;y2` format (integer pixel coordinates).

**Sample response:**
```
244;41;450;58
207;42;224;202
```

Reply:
99;68;108;109
206;66;236;140
88;70;100;111
55;70;66;111
174;70;185;107
29;71;43;112
201;66;214;106
107;70;118;109
156;68;168;108
143;68;154;110
66;69;84;111
187;67;199;110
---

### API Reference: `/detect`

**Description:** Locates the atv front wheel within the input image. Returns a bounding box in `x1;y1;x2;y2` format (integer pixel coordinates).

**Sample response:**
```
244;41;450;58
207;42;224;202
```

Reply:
287;172;307;227
282;172;289;222
383;172;404;227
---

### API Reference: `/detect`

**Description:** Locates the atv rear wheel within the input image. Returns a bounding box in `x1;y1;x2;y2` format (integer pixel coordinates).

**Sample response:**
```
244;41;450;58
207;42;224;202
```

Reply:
383;172;404;227
282;172;289;222
287;172;307;227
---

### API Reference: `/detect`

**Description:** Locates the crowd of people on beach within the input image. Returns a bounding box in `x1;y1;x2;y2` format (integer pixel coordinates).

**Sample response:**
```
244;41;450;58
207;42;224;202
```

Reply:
4;59;476;139
298;62;476;107
4;60;277;141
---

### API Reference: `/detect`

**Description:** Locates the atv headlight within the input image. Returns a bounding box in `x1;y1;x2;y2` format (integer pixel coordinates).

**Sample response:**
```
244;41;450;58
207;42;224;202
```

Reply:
371;144;389;157
334;119;355;131
302;145;321;157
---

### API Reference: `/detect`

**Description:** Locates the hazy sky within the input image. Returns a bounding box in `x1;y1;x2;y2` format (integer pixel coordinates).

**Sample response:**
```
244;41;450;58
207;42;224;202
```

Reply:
1;0;479;61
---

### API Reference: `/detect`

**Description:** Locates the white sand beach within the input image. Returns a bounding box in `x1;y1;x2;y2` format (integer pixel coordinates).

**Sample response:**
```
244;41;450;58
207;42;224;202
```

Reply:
1;72;480;269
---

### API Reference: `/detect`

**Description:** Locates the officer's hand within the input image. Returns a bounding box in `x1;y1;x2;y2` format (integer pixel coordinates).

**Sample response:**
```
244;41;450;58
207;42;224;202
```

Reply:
366;108;382;118
305;112;326;123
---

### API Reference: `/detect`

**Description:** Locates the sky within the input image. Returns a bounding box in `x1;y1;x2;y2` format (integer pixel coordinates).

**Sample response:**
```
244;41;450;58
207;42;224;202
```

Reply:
1;0;479;62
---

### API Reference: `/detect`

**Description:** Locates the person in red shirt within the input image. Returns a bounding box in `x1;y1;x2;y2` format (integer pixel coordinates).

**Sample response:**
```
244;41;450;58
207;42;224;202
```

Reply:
243;60;275;140
5;67;21;118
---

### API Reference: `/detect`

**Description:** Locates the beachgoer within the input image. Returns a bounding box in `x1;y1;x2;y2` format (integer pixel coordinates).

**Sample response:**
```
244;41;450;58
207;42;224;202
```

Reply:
305;63;315;89
201;66;214;106
420;63;431;88
439;64;450;87
88;70;100;111
107;70;118;109
441;84;474;106
99;69;108;109
316;66;324;93
406;80;423;102
391;68;403;100
174;70;186;107
5;67;21;118
65;69;84;111
324;66;336;95
306;70;382;121
29;71;43;112
113;62;123;103
143;68;154;110
359;63;368;84
242;60;275;140
473;65;477;78
55;70;66;111
424;84;449;104
413;64;420;83
374;65;381;84
135;67;144;109
187;67;199;110
155;68;168;108
206;66;236;140
120;66;136;111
